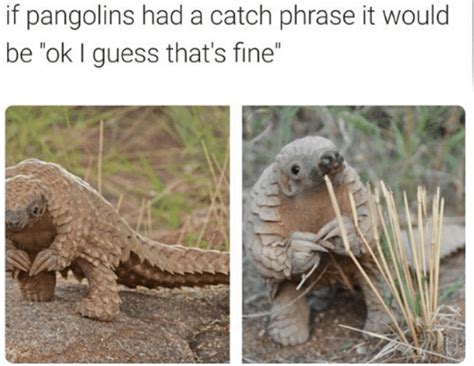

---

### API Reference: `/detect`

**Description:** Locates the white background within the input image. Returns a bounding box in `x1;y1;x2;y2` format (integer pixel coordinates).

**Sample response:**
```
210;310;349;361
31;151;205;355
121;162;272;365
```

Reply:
0;0;471;364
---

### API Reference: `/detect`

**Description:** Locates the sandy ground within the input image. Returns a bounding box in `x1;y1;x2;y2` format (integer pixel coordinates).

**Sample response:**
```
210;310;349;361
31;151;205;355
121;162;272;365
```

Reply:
6;277;229;363
243;250;465;363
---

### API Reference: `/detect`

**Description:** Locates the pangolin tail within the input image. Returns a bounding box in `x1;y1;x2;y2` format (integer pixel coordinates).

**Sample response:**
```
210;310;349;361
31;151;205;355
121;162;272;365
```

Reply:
116;235;229;289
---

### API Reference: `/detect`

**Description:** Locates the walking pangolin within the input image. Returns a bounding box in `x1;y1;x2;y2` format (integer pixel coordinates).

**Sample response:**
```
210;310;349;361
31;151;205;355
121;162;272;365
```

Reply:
6;159;229;321
244;136;390;346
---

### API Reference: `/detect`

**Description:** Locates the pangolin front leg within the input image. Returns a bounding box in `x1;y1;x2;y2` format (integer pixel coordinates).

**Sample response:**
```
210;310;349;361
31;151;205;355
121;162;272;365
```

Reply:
17;271;57;302
266;232;326;346
7;238;57;301
288;231;328;274
29;247;71;276
268;281;310;346
6;238;30;273
20;248;57;302
75;258;121;321
315;216;362;256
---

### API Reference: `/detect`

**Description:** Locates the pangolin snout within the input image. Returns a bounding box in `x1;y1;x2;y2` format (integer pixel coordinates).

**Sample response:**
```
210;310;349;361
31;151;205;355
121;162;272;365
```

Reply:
5;210;26;231
318;151;344;175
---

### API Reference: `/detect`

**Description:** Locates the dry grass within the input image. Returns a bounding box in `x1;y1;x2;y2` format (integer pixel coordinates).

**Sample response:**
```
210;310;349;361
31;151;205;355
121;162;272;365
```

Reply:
324;177;464;362
6;106;229;251
243;106;465;216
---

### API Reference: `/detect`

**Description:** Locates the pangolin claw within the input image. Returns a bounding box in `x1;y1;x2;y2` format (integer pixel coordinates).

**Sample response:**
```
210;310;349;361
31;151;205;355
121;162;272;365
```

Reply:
6;249;31;272
316;217;360;255
288;232;326;274
29;249;65;276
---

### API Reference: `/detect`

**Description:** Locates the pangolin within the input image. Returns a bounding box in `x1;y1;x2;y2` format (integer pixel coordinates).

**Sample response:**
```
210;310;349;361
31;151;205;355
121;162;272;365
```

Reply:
244;136;390;346
6;159;229;321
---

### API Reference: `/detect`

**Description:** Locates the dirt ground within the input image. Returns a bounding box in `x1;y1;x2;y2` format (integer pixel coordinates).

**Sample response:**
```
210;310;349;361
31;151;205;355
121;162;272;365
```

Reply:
243;250;465;363
6;277;229;363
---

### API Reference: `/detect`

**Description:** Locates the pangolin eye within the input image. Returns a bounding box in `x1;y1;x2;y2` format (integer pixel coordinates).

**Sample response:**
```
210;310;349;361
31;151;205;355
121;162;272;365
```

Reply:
31;205;42;216
291;164;301;176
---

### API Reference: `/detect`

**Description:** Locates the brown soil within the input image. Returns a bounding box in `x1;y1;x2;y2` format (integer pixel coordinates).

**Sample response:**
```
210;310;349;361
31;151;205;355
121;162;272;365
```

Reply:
6;277;229;363
243;250;465;363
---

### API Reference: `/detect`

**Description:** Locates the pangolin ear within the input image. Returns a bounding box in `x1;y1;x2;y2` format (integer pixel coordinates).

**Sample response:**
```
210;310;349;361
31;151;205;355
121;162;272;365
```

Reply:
39;186;54;211
278;170;297;197
39;194;48;212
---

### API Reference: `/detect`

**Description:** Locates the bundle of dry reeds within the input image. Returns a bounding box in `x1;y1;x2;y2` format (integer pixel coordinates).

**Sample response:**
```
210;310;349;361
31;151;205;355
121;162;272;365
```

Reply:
324;176;463;362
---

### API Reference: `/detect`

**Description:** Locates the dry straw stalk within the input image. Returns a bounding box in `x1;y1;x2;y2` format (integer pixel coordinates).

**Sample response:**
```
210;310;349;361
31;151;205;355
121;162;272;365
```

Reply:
323;176;461;362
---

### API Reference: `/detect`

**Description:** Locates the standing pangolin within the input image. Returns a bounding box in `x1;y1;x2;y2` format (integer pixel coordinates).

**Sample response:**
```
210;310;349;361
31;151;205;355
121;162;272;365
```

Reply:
244;136;390;346
6;159;229;321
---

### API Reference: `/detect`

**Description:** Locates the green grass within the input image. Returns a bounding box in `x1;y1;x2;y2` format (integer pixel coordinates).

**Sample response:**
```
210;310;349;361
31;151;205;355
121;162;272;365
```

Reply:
6;106;229;251
243;106;464;215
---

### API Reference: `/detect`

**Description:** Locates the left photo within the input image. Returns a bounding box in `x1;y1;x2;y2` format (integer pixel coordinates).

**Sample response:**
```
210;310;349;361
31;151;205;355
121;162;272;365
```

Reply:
5;106;230;363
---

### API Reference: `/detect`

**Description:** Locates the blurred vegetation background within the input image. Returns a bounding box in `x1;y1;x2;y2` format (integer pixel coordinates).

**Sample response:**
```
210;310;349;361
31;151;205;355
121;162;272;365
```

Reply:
6;106;229;251
243;106;464;216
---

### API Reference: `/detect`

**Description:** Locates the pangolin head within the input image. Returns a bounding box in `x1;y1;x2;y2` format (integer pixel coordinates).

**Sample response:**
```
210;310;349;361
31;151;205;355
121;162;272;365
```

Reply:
275;136;345;197
6;174;47;232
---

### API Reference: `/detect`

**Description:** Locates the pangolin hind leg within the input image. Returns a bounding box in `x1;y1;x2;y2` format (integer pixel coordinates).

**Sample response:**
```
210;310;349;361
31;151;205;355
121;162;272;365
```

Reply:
356;271;395;334
75;258;121;321
17;271;57;302
268;281;310;346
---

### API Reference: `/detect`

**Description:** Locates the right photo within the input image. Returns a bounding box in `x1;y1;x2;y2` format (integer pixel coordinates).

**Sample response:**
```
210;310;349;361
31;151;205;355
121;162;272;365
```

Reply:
242;106;465;363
